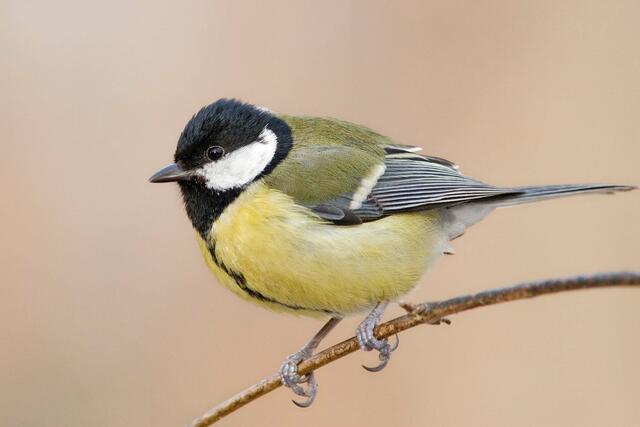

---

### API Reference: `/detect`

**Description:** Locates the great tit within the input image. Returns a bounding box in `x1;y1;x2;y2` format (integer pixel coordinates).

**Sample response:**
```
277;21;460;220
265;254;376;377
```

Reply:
150;98;634;406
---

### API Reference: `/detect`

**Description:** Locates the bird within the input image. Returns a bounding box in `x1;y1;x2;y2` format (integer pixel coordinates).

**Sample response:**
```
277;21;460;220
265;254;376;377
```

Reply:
149;98;634;406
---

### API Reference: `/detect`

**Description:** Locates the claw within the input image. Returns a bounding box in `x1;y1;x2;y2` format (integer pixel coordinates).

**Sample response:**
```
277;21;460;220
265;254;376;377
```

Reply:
291;374;317;408
361;335;397;372
356;301;398;373
278;317;342;407
292;395;315;408
389;333;400;351
279;351;315;400
362;357;389;372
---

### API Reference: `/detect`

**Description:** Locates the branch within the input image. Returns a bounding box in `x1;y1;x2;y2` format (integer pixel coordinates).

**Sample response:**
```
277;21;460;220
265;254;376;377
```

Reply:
189;271;640;426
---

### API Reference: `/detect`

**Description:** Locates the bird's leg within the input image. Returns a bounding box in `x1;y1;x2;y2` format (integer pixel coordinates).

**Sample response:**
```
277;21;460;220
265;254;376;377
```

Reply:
279;317;341;407
356;301;399;372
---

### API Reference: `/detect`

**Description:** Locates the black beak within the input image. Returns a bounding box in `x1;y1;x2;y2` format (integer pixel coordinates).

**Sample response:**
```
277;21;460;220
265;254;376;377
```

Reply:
149;163;193;183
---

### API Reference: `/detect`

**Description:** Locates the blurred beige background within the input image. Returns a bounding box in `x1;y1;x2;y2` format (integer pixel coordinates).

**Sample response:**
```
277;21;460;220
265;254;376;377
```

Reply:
2;1;639;426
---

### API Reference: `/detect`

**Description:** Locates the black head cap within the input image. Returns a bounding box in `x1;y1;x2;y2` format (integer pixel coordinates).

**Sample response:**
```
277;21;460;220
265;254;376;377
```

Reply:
170;99;292;238
175;99;290;173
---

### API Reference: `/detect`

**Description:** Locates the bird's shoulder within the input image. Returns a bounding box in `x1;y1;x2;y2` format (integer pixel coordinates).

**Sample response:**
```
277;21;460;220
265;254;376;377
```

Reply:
263;116;390;205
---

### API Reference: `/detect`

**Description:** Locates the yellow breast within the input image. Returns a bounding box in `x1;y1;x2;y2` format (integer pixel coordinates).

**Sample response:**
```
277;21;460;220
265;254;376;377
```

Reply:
197;181;445;317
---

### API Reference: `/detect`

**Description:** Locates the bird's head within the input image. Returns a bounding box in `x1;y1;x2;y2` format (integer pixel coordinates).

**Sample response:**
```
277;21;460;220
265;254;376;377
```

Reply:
149;99;292;192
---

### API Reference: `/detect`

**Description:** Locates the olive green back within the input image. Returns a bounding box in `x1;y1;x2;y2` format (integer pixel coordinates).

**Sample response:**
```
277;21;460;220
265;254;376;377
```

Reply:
263;116;388;204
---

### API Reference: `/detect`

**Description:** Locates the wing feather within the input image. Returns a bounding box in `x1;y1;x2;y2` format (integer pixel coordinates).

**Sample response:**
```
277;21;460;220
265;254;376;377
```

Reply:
352;152;521;217
267;116;520;223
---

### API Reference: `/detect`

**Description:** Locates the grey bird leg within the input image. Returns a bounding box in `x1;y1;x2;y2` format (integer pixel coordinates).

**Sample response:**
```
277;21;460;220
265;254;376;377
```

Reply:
279;317;342;407
356;301;399;372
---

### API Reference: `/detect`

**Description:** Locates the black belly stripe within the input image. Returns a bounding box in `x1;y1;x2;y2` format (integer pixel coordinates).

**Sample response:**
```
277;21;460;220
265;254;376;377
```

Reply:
207;243;335;315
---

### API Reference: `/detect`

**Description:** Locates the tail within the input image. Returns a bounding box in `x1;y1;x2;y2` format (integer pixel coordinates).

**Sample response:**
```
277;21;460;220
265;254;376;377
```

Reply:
487;183;636;208
442;183;635;241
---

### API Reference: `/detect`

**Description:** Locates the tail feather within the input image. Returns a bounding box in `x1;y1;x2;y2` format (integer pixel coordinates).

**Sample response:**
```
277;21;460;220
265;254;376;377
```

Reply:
491;183;636;207
441;183;635;241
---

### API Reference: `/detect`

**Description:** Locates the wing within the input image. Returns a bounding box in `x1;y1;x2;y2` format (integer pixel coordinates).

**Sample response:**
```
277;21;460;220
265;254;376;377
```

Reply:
265;116;521;224
357;148;521;216
263;116;387;224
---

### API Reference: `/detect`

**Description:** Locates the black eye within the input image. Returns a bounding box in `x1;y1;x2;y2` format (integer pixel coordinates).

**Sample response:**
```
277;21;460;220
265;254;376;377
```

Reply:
206;146;225;161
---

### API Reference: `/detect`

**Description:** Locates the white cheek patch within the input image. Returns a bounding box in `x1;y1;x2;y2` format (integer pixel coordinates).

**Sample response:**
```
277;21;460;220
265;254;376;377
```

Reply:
198;127;278;191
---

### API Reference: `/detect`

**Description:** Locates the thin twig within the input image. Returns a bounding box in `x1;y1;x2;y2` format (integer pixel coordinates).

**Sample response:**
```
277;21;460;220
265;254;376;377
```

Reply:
189;271;640;426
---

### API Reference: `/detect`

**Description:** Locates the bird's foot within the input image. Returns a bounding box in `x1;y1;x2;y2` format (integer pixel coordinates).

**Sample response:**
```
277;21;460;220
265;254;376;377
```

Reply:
356;301;399;372
278;317;341;408
279;348;317;408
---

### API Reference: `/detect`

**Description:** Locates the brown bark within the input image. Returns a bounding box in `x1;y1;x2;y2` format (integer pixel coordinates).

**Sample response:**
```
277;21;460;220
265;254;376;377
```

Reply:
189;271;640;426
